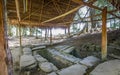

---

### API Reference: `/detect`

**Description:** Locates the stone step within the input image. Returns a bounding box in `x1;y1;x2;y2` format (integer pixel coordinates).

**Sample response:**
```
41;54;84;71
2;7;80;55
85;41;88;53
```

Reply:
20;55;37;70
32;46;46;51
34;54;59;73
62;47;75;54
39;62;58;73
54;45;71;51
58;64;87;75
80;56;100;67
47;48;81;64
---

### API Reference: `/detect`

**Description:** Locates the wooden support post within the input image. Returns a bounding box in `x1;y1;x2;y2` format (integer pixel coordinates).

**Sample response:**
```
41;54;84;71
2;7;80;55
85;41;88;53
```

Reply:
0;1;8;75
0;0;13;75
15;0;22;48
101;7;107;60
50;28;52;44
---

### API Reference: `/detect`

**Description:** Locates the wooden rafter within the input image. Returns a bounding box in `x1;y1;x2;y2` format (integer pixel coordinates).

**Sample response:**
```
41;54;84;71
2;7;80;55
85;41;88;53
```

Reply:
41;6;82;23
22;0;52;21
39;0;44;22
15;0;21;21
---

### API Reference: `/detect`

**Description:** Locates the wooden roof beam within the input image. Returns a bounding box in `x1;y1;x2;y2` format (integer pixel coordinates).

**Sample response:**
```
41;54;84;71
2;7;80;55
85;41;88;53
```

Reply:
9;19;68;28
15;0;21;21
72;0;120;19
41;6;82;23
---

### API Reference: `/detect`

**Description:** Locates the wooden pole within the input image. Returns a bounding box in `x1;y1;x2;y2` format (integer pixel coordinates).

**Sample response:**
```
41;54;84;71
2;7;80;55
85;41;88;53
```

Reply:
15;0;23;55
0;0;13;75
0;1;8;75
101;7;107;60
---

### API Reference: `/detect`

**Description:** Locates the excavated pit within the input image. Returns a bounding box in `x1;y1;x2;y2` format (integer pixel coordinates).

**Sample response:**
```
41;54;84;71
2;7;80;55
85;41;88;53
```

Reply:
37;48;73;69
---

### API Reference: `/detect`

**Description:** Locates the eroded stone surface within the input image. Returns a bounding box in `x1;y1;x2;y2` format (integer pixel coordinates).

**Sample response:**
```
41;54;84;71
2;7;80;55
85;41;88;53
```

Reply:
20;55;37;70
34;54;48;63
58;64;87;75
90;60;120;75
39;62;58;73
23;47;32;55
47;72;57;75
80;56;100;67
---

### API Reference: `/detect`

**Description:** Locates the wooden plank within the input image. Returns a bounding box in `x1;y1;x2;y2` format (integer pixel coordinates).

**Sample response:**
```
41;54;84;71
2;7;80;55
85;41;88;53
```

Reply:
101;7;107;60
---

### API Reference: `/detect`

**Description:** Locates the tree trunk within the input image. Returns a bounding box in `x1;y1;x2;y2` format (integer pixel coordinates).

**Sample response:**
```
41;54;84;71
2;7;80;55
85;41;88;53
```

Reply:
50;28;52;44
8;25;12;36
68;26;70;37
65;28;67;34
90;8;97;31
45;28;47;40
35;28;38;39
16;26;19;36
29;27;32;36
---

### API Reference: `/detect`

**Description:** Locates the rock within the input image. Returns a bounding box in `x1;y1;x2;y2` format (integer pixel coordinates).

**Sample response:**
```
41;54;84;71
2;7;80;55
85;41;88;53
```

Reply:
47;72;57;75
23;47;32;55
58;64;87;75
90;60;120;75
39;62;58;73
20;55;37;70
23;47;31;52
34;54;48;63
63;47;75;54
32;46;46;51
50;63;58;71
54;45;70;51
11;47;21;64
80;56;100;67
48;49;81;64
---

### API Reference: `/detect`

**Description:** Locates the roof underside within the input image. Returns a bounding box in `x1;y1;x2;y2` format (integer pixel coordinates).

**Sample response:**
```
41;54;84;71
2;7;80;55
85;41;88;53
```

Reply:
7;0;120;28
7;0;80;28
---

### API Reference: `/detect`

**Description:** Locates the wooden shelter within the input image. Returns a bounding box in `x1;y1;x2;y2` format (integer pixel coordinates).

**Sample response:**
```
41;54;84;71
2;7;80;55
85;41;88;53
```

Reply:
0;0;120;75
